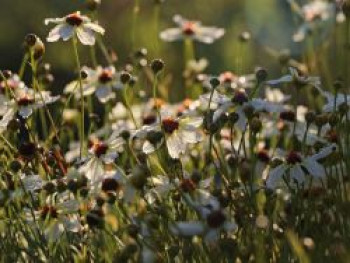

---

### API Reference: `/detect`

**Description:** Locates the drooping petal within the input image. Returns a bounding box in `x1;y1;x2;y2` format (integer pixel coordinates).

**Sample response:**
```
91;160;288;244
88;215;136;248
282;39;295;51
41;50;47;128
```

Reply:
84;22;105;35
160;28;183;42
46;24;65;42
266;75;293;86
166;132;186;159
59;25;75;41
266;165;288;189
290;165;305;184
95;86;115;103
303;159;326;178
169;221;205;236
76;27;96;45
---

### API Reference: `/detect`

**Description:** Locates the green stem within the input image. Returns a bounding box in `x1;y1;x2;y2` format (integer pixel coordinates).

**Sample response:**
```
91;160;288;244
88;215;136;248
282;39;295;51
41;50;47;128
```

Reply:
72;36;85;158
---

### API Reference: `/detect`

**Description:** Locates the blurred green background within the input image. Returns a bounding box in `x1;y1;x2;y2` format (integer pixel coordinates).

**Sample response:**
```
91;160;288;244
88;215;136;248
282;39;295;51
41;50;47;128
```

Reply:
0;0;343;99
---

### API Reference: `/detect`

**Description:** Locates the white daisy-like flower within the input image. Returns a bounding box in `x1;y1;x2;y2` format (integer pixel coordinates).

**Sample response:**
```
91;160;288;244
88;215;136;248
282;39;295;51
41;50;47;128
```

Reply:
201;89;285;130
170;196;237;244
78;134;124;185
140;113;203;159
266;67;321;90
65;66;122;103
0;87;59;120
160;15;225;44
266;143;337;189
318;90;350;113
45;11;105;45
289;0;335;42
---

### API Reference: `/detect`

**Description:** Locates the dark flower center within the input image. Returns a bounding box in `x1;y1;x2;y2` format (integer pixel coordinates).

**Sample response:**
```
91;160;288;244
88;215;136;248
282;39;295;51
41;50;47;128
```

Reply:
18;142;37;158
257;149;270;163
162;118;179;134
286;151;302;165
98;70;113;84
206;210;226;229
180;179;196;193
40;205;58;220
232;90;248;104
65;13;84;26
89;139;108;157
101;178;120;192
17;96;35;106
182;21;196;35
279;111;296;122
143;114;157;125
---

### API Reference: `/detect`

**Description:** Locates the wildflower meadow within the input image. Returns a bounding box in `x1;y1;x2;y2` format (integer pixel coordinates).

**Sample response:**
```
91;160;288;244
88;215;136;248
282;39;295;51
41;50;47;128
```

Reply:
0;0;350;262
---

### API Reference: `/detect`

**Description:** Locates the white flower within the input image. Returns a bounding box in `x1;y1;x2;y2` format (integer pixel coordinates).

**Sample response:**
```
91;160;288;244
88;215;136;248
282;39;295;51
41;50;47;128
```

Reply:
45;11;105;45
318;90;350;113
79;134;124;185
170;196;237;244
290;0;335;42
266;144;337;189
1;87;59;119
148;114;203;159
201;89;285;130
160;15;225;44
266;67;321;90
64;66;122;103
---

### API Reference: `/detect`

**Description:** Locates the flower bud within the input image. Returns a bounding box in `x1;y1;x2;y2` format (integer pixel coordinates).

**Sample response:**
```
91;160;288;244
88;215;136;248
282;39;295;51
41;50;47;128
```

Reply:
305;111;316;124
255;67;268;83
86;0;101;11
250;117;262;133
150;59;164;74
209;77;220;89
238;31;251;42
120;71;131;84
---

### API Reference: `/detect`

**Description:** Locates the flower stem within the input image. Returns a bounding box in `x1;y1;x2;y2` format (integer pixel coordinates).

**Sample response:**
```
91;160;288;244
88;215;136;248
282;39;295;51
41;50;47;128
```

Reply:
72;36;85;158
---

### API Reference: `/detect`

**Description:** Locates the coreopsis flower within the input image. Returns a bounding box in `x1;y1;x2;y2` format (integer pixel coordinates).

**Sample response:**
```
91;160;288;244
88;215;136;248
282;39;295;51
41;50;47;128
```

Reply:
266;144;337;189
138;112;203;159
318;90;350;113
160;15;225;44
266;67;321;90
201;89;285;130
0;87;59;119
170;196;237;244
78;134;124;185
290;0;334;42
38;200;81;241
45;11;105;45
65;66;122;103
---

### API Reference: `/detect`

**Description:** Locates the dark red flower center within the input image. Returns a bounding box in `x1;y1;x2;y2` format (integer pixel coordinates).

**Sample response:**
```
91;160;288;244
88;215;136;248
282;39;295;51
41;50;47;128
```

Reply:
65;13;84;26
98;70;113;84
286;151;302;165
162;118;179;134
180;179;196;193
17;96;34;106
143;115;157;125
206;210;226;228
40;205;58;220
182;21;197;35
89;139;109;157
232;90;248;104
257;149;270;163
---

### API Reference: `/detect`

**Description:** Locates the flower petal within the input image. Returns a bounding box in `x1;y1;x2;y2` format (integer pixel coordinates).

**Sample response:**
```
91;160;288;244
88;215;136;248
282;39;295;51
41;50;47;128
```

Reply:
76;27;95;45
